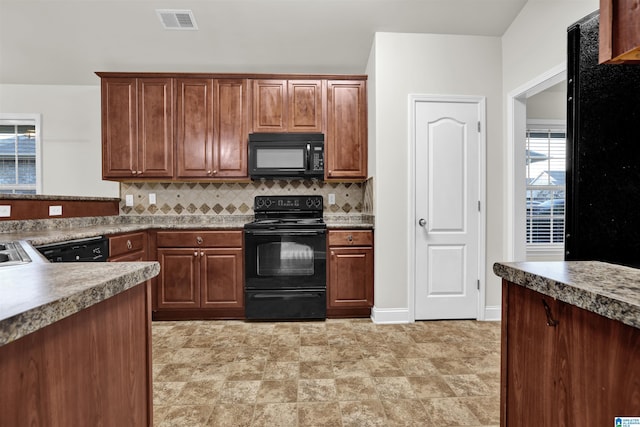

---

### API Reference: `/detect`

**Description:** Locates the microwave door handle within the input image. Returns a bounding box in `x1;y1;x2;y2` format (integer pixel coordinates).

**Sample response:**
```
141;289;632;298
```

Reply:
306;143;311;171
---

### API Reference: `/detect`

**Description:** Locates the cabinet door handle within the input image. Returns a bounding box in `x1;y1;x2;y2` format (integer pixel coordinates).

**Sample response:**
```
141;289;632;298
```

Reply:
542;299;558;327
194;251;198;257
126;240;132;250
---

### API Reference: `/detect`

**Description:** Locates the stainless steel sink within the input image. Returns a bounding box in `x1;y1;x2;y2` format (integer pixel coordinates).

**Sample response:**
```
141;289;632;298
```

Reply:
0;241;32;266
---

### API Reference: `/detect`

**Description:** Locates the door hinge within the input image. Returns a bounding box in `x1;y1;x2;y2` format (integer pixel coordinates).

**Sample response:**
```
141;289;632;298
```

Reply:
477;201;481;212
477;279;480;290
477;121;481;132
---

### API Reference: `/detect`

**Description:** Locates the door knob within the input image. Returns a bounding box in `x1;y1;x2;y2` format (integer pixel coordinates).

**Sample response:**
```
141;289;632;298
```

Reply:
418;218;427;227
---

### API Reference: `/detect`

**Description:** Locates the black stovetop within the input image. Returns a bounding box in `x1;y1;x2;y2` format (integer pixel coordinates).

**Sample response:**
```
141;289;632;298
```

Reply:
245;195;325;230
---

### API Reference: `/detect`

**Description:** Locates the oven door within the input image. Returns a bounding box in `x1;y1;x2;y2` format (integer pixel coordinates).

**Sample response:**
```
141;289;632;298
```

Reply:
244;229;326;290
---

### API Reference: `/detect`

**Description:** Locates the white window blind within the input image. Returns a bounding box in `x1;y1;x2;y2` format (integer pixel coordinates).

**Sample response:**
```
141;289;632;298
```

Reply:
525;124;566;249
0;115;41;194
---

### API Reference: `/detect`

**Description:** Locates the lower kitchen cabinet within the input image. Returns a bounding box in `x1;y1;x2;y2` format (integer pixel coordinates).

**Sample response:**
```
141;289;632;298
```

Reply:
154;230;244;320
327;230;374;317
108;231;147;261
501;281;640;426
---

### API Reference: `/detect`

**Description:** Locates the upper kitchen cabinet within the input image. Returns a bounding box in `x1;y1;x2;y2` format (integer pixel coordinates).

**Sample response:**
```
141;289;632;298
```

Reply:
176;78;249;179
252;79;324;132
100;77;174;179
326;80;368;180
288;80;324;132
599;0;640;64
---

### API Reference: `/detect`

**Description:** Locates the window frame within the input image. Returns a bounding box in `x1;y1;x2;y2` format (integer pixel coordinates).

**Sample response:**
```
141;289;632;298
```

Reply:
0;113;42;194
525;119;566;260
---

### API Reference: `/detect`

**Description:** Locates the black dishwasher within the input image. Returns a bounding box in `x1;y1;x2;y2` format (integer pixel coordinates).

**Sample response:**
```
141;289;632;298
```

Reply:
36;236;109;262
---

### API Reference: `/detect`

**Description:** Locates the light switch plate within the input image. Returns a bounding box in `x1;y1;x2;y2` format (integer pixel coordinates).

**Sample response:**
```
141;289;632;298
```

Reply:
125;195;134;207
0;205;11;217
49;205;62;216
328;193;336;205
149;193;156;205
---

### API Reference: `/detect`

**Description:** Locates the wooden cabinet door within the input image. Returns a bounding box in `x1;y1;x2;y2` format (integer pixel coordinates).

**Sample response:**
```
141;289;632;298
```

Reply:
101;77;137;178
157;248;200;308
213;79;248;178
555;301;640;426
326;80;367;180
252;79;287;132
288;80;323;132
176;78;214;178
502;283;557;426
200;248;244;308
328;246;373;309
137;78;174;177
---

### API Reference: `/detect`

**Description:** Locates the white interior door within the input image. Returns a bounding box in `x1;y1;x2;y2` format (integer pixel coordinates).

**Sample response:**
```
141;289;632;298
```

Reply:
414;98;483;320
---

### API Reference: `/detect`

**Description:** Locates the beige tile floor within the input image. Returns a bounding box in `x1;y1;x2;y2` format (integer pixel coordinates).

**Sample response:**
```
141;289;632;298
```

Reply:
152;319;501;427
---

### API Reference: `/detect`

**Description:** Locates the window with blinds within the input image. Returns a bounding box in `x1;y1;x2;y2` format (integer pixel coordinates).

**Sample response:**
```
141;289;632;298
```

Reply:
525;127;566;246
0;118;39;194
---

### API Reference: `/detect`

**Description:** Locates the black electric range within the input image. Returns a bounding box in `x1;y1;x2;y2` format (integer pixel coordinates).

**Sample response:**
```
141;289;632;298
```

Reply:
244;195;327;320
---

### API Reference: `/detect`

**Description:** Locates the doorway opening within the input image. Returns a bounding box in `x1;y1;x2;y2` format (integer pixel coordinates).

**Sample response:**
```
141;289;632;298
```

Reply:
506;65;566;262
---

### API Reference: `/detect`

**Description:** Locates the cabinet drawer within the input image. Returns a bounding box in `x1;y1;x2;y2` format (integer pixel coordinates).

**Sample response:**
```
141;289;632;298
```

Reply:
328;230;373;246
156;230;243;248
109;232;147;257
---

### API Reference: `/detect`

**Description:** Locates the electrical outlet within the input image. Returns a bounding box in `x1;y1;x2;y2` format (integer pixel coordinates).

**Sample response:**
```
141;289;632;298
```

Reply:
49;205;62;216
125;195;134;207
149;193;156;205
328;193;336;205
0;205;11;217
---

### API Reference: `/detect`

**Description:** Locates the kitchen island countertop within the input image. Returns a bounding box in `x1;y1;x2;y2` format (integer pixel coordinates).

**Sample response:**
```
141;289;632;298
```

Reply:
0;242;159;346
493;261;640;329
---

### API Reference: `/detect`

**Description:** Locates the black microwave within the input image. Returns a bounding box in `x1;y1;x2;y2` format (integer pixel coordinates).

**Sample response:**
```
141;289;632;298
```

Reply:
248;133;324;180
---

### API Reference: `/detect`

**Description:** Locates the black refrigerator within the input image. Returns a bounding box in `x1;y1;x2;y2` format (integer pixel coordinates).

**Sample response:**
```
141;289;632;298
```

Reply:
566;11;640;268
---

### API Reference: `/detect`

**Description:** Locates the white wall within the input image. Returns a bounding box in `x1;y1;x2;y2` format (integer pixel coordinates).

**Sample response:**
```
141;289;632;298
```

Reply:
502;1;598;95
527;90;566;121
0;84;119;197
367;32;503;321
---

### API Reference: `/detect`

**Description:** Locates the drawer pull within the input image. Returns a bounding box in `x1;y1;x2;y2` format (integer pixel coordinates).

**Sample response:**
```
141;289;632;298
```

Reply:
347;235;353;242
542;299;558;327
126;240;132;250
196;236;203;245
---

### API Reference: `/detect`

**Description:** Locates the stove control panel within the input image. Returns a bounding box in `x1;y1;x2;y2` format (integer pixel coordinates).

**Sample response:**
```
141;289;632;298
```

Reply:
254;195;323;211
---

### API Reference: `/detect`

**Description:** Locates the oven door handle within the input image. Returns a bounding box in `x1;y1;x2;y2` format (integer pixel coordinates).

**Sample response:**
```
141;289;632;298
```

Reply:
250;292;324;300
244;229;326;236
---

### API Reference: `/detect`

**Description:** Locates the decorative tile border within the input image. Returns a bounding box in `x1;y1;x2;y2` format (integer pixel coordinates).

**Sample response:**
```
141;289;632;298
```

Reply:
120;180;367;216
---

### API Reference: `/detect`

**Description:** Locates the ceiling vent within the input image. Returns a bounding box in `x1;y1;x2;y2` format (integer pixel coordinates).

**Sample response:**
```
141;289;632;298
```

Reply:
156;9;198;30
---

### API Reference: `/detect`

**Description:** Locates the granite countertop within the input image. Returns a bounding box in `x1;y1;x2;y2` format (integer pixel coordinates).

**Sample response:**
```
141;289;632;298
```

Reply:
0;242;159;347
0;214;374;246
0;214;372;346
493;261;640;330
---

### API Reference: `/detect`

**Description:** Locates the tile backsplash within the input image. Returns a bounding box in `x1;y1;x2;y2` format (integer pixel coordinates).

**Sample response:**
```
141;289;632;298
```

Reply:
120;179;373;216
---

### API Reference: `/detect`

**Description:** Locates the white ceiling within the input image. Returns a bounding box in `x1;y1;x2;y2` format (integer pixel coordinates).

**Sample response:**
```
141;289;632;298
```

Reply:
0;0;528;86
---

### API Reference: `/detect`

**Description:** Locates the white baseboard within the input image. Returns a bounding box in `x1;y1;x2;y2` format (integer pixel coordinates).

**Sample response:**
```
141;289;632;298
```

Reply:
370;306;411;324
370;305;502;323
484;305;502;321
